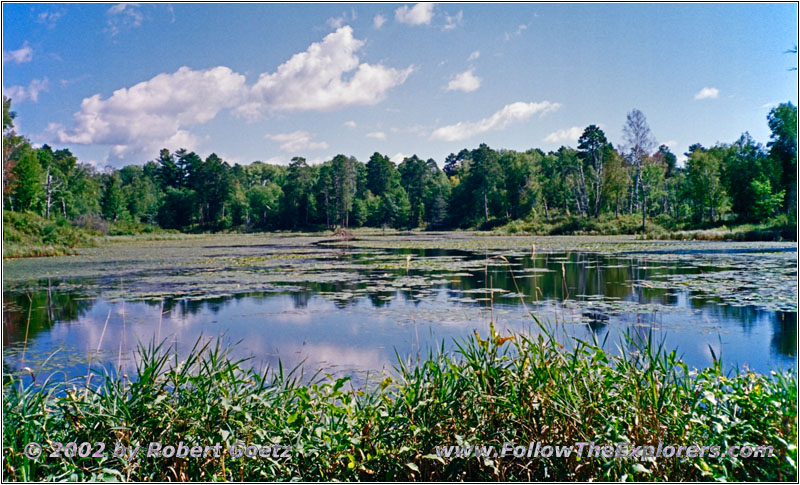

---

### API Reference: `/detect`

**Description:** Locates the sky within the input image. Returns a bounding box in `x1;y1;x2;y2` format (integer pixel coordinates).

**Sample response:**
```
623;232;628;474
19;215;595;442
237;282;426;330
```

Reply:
2;3;798;169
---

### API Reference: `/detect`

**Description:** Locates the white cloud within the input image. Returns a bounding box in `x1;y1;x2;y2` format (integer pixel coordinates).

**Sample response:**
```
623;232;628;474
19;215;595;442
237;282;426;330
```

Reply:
366;131;387;140
3;42;33;64
395;3;435;25
544;126;583;144
327;10;358;29
56;28;411;162
327;15;346;29
504;23;528;41
446;69;481;93
467;50;480;61
238;26;413;116
266;131;329;153
694;87;719;100
442;10;463;30
106;3;144;37
56;66;246;160
431;101;560;142
4;78;49;103
662;140;678;149
391;152;409;163
36;9;64;28
373;13;387;29
343;120;357;128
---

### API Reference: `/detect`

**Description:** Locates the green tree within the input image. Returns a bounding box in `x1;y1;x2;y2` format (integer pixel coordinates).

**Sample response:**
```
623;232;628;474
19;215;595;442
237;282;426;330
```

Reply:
366;152;399;196
685;148;727;223
247;183;282;229
602;149;628;217
11;145;43;213
3;96;28;209
120;165;160;223
100;172;128;222
578;125;610;217
654;144;678;178
156;149;184;188
501;150;542;220
330;155;358;227
750;178;785;220
282;157;316;227
398;155;432;227
767;102;797;214
721;133;775;221
457;143;502;224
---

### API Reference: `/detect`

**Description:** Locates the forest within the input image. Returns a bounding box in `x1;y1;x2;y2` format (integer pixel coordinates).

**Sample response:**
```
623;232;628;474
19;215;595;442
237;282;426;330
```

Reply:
3;96;797;237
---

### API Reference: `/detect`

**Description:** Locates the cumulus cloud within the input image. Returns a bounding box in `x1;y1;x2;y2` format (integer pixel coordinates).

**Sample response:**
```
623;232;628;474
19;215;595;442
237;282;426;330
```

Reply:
343;120;357;128
694;87;719;100
467;50;480;61
373;13;387;29
431;101;560;142
3;42;33;64
56;66;246;159
442;10;463;30
106;3;144;37
237;26;413;116
391;152;409;163
446;69;481;92
395;3;435;25
266;131;329;153
544;126;583;144
366;131;387;140
4;78;49;103
56;28;411;161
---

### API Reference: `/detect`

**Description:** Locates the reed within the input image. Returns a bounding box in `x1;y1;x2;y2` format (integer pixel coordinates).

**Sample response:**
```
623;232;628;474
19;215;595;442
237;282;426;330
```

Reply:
3;322;796;482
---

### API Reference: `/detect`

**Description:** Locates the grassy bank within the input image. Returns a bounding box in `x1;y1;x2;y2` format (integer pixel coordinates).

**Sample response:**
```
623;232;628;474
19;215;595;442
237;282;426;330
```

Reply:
4;323;796;481
501;213;797;241
3;211;96;258
2;211;177;258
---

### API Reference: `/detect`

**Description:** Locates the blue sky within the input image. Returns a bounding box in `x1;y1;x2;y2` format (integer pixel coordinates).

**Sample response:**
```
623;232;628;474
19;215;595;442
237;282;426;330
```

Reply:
2;3;797;168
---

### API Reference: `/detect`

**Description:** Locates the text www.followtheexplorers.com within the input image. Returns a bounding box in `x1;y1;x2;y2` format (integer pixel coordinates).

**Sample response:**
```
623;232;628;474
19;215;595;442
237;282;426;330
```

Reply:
434;442;774;460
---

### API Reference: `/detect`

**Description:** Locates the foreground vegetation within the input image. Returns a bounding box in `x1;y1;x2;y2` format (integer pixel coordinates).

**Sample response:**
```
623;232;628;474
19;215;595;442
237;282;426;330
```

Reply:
4;321;796;481
3;96;796;238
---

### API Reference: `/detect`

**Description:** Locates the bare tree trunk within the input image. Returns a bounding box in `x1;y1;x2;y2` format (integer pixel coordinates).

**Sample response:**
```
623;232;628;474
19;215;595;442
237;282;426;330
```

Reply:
594;154;603;218
44;169;56;219
577;164;589;217
484;188;489;222
640;179;646;233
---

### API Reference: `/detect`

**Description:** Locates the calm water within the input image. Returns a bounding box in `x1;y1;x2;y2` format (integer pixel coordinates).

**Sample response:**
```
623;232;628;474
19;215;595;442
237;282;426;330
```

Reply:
3;245;797;384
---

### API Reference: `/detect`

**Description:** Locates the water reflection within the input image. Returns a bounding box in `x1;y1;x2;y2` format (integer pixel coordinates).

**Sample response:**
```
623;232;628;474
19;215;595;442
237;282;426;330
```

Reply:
3;249;797;383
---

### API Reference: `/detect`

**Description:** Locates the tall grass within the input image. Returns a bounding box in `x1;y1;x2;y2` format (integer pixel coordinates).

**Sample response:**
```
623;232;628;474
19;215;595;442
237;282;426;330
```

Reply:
4;321;796;481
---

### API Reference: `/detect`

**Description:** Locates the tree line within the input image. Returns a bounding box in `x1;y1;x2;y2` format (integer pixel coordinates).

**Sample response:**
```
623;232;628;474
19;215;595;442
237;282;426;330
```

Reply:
3;96;796;233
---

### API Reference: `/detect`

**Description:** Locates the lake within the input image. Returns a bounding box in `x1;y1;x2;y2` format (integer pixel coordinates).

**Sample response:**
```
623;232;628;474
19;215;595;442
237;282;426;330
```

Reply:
3;233;797;385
